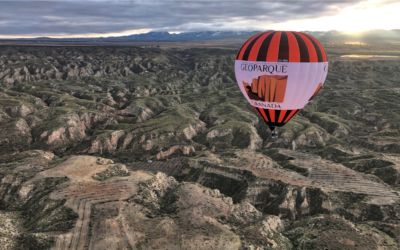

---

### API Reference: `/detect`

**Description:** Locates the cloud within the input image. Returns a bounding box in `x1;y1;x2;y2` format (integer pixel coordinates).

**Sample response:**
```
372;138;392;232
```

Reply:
0;0;372;38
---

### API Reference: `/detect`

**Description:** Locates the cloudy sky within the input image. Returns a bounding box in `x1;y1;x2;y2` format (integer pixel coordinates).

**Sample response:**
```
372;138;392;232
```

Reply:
0;0;399;38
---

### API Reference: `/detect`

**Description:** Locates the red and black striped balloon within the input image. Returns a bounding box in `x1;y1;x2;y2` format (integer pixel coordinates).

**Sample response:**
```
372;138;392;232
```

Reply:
235;31;329;131
252;107;302;128
236;31;327;63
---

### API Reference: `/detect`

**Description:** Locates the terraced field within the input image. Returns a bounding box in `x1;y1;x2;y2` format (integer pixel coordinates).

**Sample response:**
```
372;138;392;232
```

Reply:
25;156;152;250
280;150;399;203
127;157;187;177
126;150;400;205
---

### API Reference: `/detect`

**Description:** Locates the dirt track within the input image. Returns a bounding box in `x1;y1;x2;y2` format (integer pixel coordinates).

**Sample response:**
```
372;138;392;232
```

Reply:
29;156;152;250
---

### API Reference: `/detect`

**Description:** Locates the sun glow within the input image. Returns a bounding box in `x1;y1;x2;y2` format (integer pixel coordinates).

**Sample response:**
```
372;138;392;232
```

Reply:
271;0;400;33
0;29;152;39
89;29;152;38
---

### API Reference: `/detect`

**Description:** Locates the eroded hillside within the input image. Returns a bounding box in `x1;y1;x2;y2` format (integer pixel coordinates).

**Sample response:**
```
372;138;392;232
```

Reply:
1;46;400;249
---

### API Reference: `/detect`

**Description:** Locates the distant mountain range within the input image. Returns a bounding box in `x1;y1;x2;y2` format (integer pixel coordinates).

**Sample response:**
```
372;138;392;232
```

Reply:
307;29;400;42
12;31;262;41
105;31;263;40
4;29;400;42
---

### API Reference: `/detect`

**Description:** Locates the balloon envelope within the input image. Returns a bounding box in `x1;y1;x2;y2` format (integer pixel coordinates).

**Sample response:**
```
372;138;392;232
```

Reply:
234;31;328;130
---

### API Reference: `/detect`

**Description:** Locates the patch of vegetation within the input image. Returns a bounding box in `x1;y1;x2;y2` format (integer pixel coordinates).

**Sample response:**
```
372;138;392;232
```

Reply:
356;223;398;247
47;155;71;168
264;149;309;176
92;164;130;181
7;177;78;233
331;191;371;209
160;183;186;214
16;234;55;250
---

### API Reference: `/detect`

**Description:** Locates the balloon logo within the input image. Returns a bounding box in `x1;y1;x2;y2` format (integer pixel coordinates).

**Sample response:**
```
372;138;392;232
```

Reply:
234;31;328;132
243;75;288;103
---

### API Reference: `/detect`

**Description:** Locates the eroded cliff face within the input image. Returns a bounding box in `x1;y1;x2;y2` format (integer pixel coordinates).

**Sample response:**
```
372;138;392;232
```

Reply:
124;172;291;250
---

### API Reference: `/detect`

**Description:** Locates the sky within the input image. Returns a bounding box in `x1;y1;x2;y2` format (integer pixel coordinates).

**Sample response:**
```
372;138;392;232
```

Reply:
0;0;399;38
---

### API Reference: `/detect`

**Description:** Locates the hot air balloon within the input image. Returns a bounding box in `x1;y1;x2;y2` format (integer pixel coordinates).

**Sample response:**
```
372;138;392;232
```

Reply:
234;31;328;138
